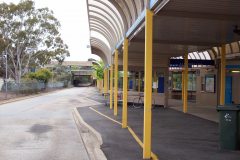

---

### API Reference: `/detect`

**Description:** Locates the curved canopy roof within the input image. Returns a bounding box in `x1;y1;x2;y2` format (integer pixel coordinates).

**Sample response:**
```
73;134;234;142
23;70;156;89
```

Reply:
87;0;146;65
87;0;240;67
172;41;240;60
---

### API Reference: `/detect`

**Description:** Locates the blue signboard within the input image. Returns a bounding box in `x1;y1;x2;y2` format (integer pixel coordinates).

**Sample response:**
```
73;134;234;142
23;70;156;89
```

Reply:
226;65;240;69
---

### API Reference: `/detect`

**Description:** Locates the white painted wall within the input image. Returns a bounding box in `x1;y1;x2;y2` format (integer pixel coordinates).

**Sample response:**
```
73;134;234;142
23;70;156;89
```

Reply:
196;68;218;106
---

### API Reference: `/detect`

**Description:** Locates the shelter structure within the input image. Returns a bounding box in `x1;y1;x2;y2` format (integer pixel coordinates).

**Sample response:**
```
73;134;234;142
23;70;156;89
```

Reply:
86;0;240;159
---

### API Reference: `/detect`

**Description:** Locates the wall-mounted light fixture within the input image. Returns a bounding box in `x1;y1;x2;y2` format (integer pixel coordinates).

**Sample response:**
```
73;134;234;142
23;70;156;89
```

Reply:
231;70;240;73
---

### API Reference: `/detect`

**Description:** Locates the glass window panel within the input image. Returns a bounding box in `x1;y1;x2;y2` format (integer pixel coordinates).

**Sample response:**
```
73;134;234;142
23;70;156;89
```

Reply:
172;73;182;91
172;72;196;91
198;52;205;59
203;51;211;60
189;53;196;59
193;52;201;59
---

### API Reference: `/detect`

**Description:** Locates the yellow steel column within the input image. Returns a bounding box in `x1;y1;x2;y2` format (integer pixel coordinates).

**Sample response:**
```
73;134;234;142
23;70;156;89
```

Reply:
138;72;141;92
143;9;153;159
183;53;188;113
220;45;226;105
104;68;108;94
110;64;113;109
122;38;128;128
154;71;157;93
114;50;119;116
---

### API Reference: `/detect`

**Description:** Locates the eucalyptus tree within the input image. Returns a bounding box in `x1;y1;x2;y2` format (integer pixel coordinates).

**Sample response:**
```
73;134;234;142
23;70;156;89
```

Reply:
0;0;69;83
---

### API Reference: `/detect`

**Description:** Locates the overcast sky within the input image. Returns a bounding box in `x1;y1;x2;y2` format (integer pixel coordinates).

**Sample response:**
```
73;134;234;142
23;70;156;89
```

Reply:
1;0;100;61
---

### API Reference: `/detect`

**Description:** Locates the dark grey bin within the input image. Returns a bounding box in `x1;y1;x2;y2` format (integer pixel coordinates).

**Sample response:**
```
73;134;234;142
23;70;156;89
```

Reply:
217;105;240;150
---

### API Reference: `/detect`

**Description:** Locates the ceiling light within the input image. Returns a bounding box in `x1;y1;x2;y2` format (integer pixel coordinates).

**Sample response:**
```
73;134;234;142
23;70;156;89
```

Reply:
231;70;240;73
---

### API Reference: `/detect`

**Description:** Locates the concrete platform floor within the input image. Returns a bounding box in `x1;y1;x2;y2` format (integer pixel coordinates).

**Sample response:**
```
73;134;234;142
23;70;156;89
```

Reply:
78;102;240;160
168;99;219;122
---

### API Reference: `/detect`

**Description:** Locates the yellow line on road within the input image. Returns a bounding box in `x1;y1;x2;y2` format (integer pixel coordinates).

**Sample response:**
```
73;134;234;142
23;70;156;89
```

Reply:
89;107;122;125
89;107;158;160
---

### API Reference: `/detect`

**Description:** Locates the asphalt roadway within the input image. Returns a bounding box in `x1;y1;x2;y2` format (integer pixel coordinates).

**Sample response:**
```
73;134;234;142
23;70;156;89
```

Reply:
1;87;240;160
78;90;240;160
0;87;100;160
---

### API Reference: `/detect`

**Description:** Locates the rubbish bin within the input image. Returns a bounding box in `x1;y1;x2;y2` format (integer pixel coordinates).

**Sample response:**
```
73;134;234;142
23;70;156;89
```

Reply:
216;105;240;150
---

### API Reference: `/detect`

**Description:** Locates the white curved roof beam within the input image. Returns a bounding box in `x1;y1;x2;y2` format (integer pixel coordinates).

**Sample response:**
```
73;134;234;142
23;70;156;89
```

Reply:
118;0;133;26
93;0;126;33
89;19;118;45
91;37;111;54
126;0;137;22
89;10;121;41
90;26;114;48
91;38;110;54
90;38;111;64
89;17;118;45
106;0;131;29
90;22;116;46
91;46;108;64
89;5;123;38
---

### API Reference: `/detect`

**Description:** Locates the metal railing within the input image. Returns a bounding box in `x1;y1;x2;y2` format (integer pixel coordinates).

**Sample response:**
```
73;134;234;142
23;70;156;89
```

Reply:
0;80;71;99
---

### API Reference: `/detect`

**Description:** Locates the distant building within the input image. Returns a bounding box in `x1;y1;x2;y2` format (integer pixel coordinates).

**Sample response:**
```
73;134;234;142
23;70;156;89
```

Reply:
46;61;94;87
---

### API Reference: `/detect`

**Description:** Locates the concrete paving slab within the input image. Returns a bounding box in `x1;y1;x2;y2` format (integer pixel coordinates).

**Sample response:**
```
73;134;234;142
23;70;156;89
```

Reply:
168;99;219;122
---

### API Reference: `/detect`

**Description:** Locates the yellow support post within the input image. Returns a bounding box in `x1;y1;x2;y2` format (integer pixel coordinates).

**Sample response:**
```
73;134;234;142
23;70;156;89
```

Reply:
114;50;119;116
183;53;188;113
104;68;108;95
110;65;113;109
143;9;153;159
138;72;141;92
154;71;157;93
122;38;128;128
220;45;226;105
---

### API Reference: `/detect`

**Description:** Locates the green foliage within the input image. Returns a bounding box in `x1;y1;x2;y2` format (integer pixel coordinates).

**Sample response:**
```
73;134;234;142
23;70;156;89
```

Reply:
25;68;52;83
35;69;52;83
92;60;104;80
0;0;69;82
26;72;37;79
